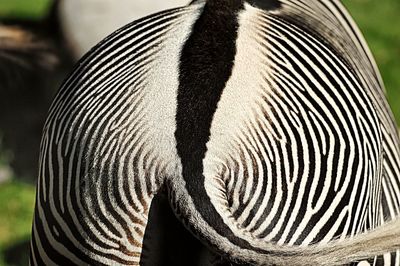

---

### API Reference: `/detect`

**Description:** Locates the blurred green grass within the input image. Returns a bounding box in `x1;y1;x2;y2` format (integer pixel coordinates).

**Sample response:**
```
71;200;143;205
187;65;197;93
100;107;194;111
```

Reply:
0;0;52;20
0;181;35;266
0;1;399;265
343;0;400;124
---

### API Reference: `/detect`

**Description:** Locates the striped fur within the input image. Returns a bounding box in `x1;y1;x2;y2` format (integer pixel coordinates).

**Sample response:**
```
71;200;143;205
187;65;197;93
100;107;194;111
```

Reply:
30;6;202;265
30;0;400;265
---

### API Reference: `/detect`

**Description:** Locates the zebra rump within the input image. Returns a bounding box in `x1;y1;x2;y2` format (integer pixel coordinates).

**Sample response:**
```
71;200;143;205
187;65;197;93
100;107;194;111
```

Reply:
30;0;400;265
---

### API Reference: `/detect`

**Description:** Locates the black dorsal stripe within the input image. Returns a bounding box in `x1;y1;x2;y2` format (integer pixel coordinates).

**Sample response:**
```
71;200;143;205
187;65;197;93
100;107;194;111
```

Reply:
176;0;259;251
247;0;281;11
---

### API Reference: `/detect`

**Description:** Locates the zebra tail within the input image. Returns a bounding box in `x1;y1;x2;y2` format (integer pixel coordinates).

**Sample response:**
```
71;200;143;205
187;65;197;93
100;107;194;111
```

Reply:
169;176;400;265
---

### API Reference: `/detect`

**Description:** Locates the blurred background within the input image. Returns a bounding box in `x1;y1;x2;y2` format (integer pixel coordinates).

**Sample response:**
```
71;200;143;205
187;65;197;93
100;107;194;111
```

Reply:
0;0;398;265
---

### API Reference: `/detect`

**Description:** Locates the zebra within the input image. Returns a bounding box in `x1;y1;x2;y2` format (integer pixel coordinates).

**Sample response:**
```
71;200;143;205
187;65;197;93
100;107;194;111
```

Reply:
30;0;400;265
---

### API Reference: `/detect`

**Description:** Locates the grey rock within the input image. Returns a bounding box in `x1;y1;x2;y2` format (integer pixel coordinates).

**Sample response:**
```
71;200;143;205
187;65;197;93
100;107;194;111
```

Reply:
0;166;12;184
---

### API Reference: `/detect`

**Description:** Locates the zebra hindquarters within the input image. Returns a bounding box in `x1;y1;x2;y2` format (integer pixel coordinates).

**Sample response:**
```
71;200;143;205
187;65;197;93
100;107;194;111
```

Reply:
167;2;400;265
29;5;202;265
29;92;168;265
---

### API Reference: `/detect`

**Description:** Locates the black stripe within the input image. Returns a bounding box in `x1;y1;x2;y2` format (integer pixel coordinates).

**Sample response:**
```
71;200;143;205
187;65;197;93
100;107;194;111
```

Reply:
247;0;281;11
176;0;295;256
175;0;259;251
